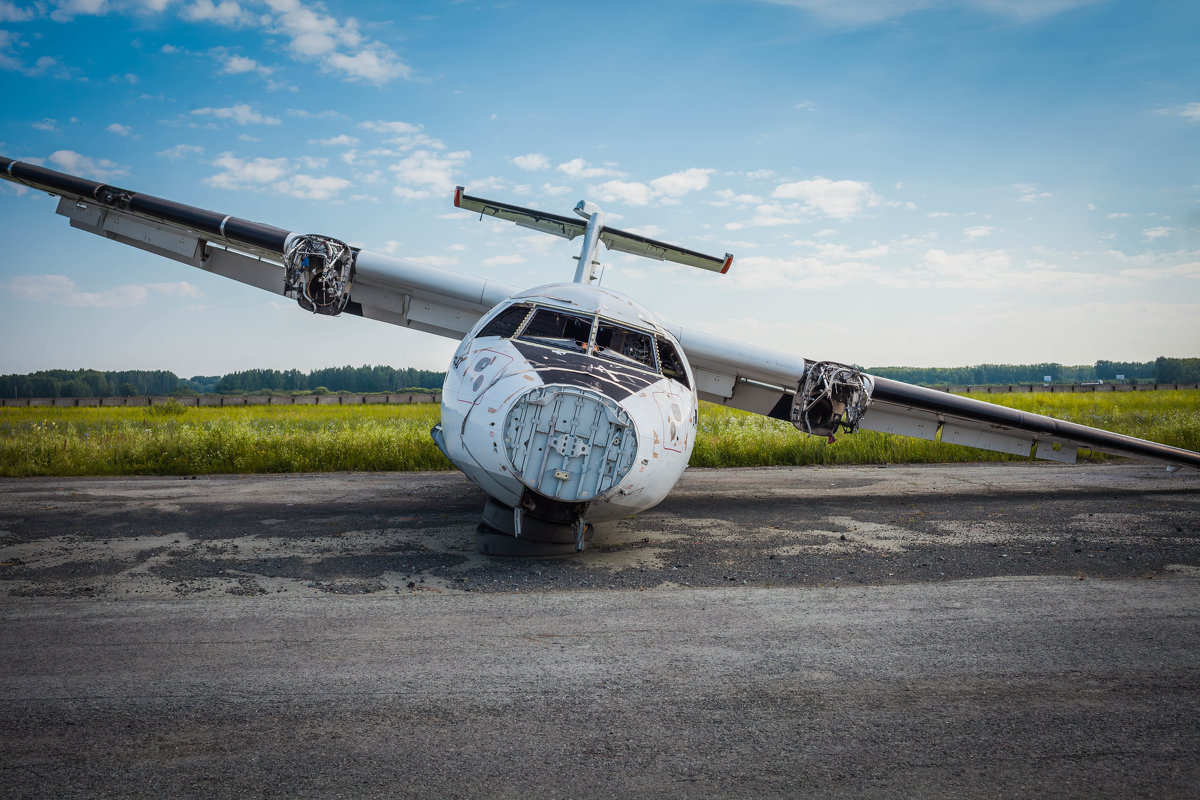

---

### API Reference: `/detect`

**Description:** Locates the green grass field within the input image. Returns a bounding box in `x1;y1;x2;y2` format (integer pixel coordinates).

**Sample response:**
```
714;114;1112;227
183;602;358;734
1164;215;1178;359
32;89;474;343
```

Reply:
0;391;1196;477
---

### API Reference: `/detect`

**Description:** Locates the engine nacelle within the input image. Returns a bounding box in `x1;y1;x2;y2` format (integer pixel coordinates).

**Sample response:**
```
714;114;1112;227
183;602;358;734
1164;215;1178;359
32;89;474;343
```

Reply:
792;361;874;438
283;234;355;315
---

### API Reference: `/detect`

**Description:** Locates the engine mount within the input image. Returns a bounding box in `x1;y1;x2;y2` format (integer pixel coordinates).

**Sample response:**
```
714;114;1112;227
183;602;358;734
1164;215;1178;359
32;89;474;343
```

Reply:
791;361;874;438
283;234;355;315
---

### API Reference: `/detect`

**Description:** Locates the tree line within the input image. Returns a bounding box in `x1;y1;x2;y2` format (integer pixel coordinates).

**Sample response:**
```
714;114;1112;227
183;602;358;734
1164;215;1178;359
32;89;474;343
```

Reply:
866;360;1165;386
1;358;1197;398
0;365;446;398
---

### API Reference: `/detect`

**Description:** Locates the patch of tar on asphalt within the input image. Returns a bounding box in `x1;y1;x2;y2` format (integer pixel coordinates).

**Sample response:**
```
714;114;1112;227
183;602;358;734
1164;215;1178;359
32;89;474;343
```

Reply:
0;526;475;598
768;516;928;556
1068;512;1157;532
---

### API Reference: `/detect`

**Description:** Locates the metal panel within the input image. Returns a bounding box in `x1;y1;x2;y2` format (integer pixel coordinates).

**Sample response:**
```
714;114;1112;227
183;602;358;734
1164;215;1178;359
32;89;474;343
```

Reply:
859;407;940;441
408;298;483;338
693;367;735;399
102;213;201;260
56;196;102;227
203;247;284;294
1035;439;1078;464
941;423;1032;456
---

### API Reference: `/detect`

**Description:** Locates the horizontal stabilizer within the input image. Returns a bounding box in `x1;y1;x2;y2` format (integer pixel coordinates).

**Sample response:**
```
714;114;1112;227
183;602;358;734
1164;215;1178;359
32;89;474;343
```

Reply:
454;186;733;274
454;188;585;241
600;228;732;273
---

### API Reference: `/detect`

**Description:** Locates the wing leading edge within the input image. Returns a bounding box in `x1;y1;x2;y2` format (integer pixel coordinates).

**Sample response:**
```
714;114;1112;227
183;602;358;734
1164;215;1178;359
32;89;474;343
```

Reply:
1;156;515;340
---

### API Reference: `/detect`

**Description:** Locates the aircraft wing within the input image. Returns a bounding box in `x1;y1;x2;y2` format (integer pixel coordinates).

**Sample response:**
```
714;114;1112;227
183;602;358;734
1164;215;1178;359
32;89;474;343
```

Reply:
2;157;517;340
671;325;1200;469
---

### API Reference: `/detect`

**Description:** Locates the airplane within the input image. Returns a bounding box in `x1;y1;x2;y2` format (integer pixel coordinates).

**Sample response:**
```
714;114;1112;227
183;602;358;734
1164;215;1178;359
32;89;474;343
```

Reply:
2;155;1198;556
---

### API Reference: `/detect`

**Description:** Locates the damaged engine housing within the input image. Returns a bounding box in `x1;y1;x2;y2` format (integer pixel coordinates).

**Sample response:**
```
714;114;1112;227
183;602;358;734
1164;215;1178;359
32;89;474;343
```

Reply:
283;234;356;315
791;361;874;438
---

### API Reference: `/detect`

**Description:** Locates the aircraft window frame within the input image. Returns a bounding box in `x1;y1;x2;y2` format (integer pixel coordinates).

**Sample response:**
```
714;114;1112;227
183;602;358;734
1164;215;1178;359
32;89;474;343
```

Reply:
515;307;595;352
508;305;674;380
656;336;689;388
592;319;659;372
477;303;534;340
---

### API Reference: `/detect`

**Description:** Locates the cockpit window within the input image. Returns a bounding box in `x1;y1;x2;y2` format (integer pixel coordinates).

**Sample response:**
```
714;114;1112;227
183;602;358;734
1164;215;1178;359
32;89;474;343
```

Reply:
477;303;533;339
594;321;657;371
517;308;593;350
656;337;689;388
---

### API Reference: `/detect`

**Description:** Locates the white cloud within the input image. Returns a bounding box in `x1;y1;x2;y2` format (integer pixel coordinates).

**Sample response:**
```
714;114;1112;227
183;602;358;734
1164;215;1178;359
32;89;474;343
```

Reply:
1157;101;1200;123
206;152;290;188
587;168;715;208
541;183;572;196
32;118;58;132
1118;261;1200;281
1143;227;1174;241
388;149;470;199
314;133;358;146
1106;212;1132;219
558;158;623;179
360;120;420;135
963;225;997;240
106;122;133;136
182;0;258;27
157;144;204;159
772;177;881;220
191;103;281;125
0;2;35;22
512;153;551;171
711;189;763;207
724;202;799;230
48;0;108;23
359;120;444;151
1013;182;1052;202
5;274;201;308
650;168;714;197
482;254;527;267
263;0;410;84
273;173;351;200
218;53;273;76
590;180;655;207
47;150;127;180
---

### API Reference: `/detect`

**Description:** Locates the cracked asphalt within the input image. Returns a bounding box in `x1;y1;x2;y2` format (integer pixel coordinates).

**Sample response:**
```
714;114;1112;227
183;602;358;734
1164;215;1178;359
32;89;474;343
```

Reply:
1;463;1198;798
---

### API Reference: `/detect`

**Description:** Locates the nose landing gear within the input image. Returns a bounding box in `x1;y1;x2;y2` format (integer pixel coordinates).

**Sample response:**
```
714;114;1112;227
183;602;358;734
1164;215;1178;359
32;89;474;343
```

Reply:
475;497;594;557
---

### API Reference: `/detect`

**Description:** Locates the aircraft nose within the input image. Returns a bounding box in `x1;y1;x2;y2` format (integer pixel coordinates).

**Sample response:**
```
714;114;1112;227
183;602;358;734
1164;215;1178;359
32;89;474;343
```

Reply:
503;385;639;502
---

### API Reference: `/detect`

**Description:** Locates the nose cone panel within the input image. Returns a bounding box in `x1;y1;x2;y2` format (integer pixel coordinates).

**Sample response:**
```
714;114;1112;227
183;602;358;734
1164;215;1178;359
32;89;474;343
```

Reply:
504;385;639;502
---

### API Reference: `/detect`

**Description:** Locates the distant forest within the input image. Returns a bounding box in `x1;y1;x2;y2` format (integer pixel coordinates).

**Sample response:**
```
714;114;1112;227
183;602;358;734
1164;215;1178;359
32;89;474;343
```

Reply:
0;365;446;399
1;358;1198;398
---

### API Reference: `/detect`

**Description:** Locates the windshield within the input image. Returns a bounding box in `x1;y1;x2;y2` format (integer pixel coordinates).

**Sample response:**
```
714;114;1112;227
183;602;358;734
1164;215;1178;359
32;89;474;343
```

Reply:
485;303;687;384
594;320;657;370
517;308;594;351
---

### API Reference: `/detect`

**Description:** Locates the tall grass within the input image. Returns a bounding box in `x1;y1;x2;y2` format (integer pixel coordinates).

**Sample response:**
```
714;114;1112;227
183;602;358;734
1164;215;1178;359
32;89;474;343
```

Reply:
0;403;448;477
0;391;1196;476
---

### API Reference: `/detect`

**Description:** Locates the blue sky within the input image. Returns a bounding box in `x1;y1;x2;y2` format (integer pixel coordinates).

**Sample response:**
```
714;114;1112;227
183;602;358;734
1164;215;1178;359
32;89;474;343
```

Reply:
1;0;1197;377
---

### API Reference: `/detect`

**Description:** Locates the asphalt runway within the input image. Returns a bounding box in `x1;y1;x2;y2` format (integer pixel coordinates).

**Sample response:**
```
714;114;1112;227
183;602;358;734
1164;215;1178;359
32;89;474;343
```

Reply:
2;463;1198;798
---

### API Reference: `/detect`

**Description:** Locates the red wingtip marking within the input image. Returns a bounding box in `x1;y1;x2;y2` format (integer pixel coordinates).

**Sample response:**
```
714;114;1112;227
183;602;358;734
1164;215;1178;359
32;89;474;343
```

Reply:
721;254;733;274
453;186;463;207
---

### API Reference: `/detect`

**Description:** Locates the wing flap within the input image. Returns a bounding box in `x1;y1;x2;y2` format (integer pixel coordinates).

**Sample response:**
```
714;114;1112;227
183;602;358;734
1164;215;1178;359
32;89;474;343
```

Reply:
940;421;1033;457
858;407;940;441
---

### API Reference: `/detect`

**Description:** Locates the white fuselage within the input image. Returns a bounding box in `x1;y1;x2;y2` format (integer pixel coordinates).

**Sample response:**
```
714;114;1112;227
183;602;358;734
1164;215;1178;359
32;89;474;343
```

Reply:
439;283;697;523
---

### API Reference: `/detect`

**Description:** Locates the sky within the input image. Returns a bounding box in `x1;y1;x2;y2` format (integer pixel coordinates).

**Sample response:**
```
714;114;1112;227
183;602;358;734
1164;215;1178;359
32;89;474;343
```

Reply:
0;0;1197;378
